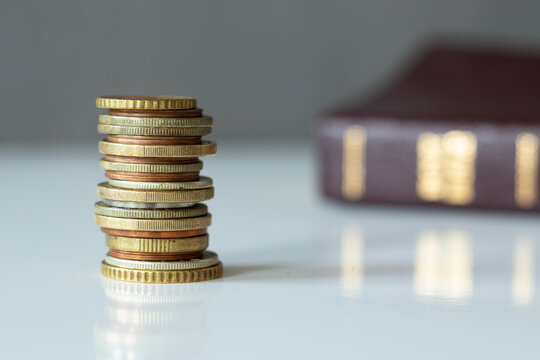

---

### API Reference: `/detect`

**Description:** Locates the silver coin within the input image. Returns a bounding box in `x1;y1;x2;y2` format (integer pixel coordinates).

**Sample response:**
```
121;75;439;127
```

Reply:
108;176;212;190
102;199;196;209
99;158;203;173
94;202;208;219
99;114;213;128
104;251;219;271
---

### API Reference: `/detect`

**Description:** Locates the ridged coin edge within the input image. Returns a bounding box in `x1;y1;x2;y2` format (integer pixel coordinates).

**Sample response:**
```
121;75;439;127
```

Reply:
101;261;223;283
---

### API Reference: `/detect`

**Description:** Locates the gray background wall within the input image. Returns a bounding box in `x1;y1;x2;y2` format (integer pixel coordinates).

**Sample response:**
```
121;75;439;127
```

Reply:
2;0;540;140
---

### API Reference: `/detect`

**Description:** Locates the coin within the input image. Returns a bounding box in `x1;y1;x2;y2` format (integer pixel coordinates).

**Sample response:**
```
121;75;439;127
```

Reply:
97;182;214;203
105;171;200;182
104;251;219;270
103;155;198;164
108;176;212;190
101;200;197;209
108;249;203;261
101;228;207;238
98;124;212;137
107;135;202;145
99;140;217;157
96;96;196;110
95;202;207;219
99;159;203;173
94;214;211;231
108;108;203;118
99;114;213;127
101;261;223;283
106;234;209;253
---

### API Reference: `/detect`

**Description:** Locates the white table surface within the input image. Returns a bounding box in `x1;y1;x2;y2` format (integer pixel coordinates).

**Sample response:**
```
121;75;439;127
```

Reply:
1;139;539;359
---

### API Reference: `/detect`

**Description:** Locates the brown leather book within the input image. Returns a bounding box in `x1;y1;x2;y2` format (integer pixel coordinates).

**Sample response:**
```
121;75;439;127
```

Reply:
318;45;540;211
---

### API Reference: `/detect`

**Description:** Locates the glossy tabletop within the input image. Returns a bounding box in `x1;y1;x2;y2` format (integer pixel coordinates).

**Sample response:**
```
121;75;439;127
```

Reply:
1;139;538;359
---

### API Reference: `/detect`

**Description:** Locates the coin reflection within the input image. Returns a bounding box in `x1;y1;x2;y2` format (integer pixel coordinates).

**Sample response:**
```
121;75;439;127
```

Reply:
95;279;212;360
512;237;535;307
340;225;364;299
414;231;473;301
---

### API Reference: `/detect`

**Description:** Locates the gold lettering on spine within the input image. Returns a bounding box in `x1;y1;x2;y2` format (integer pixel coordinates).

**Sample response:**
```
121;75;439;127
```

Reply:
342;125;366;200
417;133;443;201
441;131;477;205
416;131;477;205
515;133;539;209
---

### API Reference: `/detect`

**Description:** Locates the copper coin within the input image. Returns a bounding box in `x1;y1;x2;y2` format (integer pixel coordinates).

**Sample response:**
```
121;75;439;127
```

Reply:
107;135;202;145
104;155;199;164
101;228;207;238
108;108;203;118
108;249;203;261
105;171;200;182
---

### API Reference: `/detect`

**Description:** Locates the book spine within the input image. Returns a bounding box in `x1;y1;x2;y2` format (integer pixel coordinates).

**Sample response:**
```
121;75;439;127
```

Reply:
318;117;540;211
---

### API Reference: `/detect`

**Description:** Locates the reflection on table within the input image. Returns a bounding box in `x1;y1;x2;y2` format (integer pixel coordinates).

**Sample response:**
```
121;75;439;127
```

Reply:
95;279;214;360
340;223;535;306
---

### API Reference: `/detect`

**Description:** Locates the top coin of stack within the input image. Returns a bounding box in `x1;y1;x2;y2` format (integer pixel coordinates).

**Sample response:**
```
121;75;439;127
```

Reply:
94;95;222;283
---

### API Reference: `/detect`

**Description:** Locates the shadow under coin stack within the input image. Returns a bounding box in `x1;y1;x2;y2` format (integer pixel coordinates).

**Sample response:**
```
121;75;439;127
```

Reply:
94;95;222;283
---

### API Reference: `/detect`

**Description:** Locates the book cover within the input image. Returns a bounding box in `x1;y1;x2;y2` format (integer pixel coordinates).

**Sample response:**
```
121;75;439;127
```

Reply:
318;45;540;211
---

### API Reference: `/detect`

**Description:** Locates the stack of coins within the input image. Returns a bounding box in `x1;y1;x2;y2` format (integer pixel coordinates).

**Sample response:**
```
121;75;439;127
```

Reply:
94;95;222;283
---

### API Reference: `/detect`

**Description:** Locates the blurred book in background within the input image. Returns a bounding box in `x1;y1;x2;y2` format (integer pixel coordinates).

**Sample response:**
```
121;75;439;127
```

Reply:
318;44;540;212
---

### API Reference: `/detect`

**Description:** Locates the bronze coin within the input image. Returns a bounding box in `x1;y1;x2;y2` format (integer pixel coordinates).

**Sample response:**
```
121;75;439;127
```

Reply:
106;135;202;145
108;108;203;118
107;249;203;261
105;171;200;182
103;155;199;164
101;228;207;238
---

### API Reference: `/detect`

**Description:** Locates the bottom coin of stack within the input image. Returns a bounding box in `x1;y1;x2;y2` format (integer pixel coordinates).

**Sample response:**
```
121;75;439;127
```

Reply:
96;200;222;283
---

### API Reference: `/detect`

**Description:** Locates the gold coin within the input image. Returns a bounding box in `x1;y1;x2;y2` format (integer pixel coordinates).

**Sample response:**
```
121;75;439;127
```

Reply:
98;124;212;136
96;95;196;110
94;202;208;219
97;182;214;203
95;214;211;231
106;234;209;253
99;159;203;173
101;261;223;283
108;176;212;190
99;140;216;158
99;114;213;127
